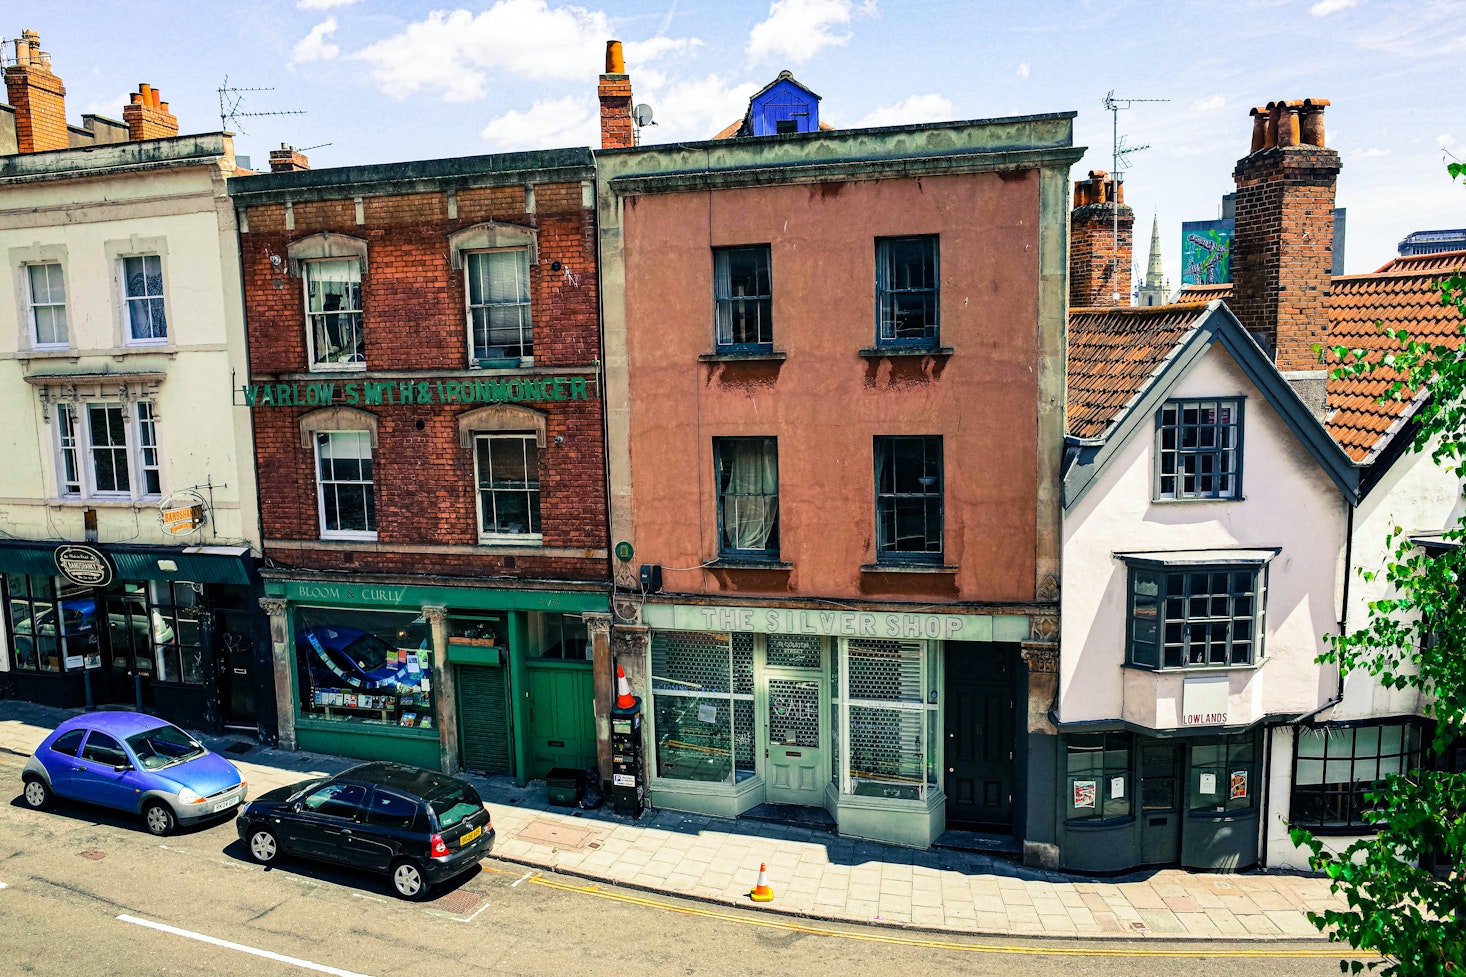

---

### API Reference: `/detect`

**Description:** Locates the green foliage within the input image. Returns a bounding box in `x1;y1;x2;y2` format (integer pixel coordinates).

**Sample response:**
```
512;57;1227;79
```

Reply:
1297;165;1466;977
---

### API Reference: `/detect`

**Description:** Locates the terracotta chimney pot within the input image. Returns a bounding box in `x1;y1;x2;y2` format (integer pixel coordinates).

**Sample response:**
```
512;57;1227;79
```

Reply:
1250;107;1267;154
1299;98;1329;147
1265;101;1282;149
605;40;625;74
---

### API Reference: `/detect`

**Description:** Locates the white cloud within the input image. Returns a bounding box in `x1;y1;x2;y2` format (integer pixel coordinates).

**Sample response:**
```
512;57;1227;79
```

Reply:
746;0;875;64
1191;94;1226;112
638;73;762;140
1016;63;1029;79
854;93;953;129
77;91;132;120
1309;0;1360;15
291;18;341;65
1438;133;1457;148
298;0;360;7
1350;146;1391;158
353;0;698;102
481;95;600;150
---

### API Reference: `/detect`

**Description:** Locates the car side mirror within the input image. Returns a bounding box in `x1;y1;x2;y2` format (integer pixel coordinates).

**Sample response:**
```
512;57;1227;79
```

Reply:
113;762;132;773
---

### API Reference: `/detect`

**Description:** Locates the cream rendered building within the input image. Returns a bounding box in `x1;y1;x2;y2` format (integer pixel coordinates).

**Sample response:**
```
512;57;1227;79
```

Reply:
0;35;268;736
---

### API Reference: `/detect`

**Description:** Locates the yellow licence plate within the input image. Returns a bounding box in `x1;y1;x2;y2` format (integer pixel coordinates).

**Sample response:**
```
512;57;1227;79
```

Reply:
460;826;482;845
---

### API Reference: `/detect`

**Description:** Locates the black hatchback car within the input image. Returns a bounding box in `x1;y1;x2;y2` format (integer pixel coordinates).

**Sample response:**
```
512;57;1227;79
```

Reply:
236;762;494;900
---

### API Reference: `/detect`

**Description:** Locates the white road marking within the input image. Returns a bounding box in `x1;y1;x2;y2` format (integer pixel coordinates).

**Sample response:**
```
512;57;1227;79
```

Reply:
350;893;392;905
510;872;534;887
0;881;8;889
117;914;376;977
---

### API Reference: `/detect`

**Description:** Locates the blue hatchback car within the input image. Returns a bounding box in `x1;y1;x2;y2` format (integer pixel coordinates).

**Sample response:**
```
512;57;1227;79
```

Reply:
22;713;247;836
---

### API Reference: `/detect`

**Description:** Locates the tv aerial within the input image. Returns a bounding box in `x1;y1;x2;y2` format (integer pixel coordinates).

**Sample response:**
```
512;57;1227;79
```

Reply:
217;76;306;135
1101;90;1169;298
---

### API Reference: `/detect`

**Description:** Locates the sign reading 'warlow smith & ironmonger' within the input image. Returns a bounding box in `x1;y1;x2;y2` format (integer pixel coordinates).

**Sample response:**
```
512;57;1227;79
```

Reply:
239;374;597;408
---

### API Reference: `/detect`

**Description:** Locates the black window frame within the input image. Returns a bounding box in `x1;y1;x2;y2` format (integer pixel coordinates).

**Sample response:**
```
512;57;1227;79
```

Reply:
1154;398;1243;501
1127;564;1264;669
301;781;369;820
874;435;943;564
713;245;774;351
1289;721;1427;834
363;786;425;830
875;235;940;349
713;436;780;559
1188;731;1258;816
80;731;128;767
51;729;86;757
1064;732;1133;823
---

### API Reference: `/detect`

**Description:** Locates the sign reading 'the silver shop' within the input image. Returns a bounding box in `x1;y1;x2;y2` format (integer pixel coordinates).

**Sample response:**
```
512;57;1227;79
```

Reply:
643;603;1031;643
54;544;114;588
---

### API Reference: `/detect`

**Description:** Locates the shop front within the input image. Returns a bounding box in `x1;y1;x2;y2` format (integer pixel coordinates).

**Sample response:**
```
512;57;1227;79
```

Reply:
1052;725;1262;873
0;540;265;736
260;575;608;781
637;601;1030;849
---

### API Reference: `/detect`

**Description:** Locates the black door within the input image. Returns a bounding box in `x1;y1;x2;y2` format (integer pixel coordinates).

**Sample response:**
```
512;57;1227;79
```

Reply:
944;642;1015;829
1140;741;1183;865
288;782;368;862
103;586;154;710
349;787;423;871
215;608;258;728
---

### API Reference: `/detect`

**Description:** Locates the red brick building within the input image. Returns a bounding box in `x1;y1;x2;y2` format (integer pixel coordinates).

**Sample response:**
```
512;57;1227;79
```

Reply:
229;149;612;781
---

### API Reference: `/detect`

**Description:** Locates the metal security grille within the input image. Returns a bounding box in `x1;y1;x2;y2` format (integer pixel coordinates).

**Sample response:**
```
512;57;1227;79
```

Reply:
842;639;930;799
848;640;923;702
652;630;731;695
457;664;511;774
766;633;821;668
733;632;754;694
768;678;820;747
650;630;755;782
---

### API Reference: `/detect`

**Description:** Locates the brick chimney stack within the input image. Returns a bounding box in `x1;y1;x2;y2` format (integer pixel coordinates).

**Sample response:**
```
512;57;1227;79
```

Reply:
598;40;634;150
1231;98;1340;372
268;143;310;172
4;29;69;153
1069;170;1134;308
122;83;179;141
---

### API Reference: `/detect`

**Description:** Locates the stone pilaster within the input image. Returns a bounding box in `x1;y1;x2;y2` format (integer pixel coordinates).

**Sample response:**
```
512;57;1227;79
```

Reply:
259;598;294;751
423;605;456;774
585;613;613;786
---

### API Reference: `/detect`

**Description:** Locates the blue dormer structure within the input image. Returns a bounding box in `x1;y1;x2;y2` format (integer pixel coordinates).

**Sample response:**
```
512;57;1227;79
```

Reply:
729;71;822;138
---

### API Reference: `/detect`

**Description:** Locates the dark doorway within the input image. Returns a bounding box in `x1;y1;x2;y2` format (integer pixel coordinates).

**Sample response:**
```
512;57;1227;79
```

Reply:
943;642;1015;830
102;585;154;710
215;607;258;729
1140;741;1183;865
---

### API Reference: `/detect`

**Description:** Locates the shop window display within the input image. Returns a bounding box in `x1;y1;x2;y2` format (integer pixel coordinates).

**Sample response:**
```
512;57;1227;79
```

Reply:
6;574;66;671
1065;733;1132;821
650;630;755;784
296;607;434;727
841;639;936;800
150;581;205;685
1291;723;1424;832
1189;732;1256;815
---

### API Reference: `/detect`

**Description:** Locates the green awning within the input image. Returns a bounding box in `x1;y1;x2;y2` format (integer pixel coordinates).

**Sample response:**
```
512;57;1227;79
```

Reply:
0;542;253;586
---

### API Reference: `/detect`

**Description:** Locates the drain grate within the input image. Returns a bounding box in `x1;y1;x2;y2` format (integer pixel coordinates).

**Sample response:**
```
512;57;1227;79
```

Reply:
431;890;484;915
77;849;106;861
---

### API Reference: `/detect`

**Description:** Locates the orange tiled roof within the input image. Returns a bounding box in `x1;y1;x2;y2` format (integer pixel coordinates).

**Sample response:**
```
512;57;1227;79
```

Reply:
1324;251;1466;461
1175;282;1233;303
1067;303;1214;439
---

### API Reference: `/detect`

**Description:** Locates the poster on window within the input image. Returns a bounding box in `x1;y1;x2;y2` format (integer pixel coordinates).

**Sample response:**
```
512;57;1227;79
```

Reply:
1110;776;1125;800
1073;780;1097;809
1230;770;1248;800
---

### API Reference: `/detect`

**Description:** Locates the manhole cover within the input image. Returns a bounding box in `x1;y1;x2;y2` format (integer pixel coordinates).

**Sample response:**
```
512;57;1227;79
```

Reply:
1130;921;1147;931
431;890;484;915
516;820;595;850
78;849;106;860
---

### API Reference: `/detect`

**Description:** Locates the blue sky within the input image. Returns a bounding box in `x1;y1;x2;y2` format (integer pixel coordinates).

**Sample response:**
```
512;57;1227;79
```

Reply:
23;0;1466;285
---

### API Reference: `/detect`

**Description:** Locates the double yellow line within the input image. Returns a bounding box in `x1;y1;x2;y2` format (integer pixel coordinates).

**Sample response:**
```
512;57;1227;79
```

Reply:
485;865;1368;959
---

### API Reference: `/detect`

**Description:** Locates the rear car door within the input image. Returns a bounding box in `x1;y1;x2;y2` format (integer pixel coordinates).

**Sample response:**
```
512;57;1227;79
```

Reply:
43;729;88;798
352;787;425;872
429;781;491;854
73;732;139;811
288;782;367;862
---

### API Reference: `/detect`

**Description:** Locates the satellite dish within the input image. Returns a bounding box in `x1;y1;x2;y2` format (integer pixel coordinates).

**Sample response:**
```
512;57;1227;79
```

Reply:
633;103;655;127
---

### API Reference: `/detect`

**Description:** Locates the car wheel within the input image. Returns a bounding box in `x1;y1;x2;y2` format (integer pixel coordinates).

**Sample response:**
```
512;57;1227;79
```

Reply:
143;801;177;837
247;826;280;865
22;777;52;811
390;859;431;901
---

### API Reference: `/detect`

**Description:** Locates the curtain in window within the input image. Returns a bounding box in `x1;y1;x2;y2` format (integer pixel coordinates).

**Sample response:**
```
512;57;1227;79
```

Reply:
720;439;778;552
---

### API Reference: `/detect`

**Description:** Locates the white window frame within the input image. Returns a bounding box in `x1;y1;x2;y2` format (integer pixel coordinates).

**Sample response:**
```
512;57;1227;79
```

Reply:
303;258;366;373
52;401;163;501
119;254;169;345
26;262;68;349
464;247;533;363
314;430;378;541
473;431;542;544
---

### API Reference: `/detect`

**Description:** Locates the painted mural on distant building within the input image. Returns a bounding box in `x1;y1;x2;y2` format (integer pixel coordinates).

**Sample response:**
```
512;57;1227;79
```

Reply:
1181;218;1234;285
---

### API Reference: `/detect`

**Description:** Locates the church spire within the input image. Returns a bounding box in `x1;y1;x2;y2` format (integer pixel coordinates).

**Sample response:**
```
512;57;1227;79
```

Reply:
1137;212;1170;306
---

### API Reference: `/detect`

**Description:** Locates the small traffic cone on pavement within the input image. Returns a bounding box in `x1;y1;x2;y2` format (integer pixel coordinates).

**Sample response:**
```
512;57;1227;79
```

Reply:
615;665;636;709
749;862;774;902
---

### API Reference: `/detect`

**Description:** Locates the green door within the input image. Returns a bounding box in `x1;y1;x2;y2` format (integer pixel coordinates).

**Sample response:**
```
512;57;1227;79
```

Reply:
525;661;596;779
457;663;513;775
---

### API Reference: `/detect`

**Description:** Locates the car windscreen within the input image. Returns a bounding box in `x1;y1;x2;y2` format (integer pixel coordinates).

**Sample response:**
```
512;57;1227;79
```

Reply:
125;724;206;770
428;782;483;830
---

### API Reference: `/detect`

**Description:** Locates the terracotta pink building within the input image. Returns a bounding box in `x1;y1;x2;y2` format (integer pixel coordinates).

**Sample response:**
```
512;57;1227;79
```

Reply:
595;57;1079;850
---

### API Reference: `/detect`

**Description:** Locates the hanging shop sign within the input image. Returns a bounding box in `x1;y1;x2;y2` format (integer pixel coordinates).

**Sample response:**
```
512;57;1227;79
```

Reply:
643;602;1030;643
158;490;209;537
238;374;597;409
54;544;114;589
1181;675;1231;726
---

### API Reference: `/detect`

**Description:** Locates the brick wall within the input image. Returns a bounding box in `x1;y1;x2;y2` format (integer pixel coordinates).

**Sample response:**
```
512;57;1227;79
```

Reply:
241;178;608;583
1069;203;1134;308
1231;146;1341;371
4;62;68;153
598;75;634;150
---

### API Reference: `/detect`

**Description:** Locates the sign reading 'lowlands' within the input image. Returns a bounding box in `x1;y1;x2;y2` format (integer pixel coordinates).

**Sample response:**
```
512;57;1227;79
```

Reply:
239;374;597;408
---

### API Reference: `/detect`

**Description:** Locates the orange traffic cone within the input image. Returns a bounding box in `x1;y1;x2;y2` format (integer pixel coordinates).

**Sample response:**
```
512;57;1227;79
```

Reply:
616;665;636;709
749;862;774;903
